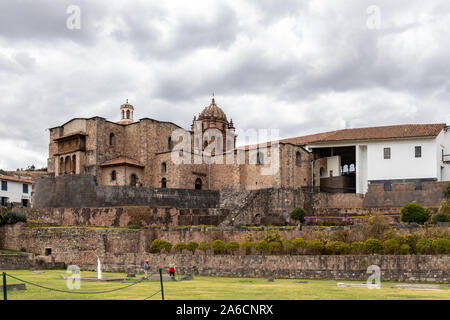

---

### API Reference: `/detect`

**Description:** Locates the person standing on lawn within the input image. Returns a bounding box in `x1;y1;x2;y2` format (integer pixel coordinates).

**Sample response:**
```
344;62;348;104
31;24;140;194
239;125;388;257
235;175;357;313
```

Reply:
144;260;149;280
169;262;176;280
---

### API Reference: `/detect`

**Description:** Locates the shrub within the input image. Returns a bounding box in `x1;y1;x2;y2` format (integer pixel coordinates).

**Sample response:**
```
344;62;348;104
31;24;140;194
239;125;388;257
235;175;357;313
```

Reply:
150;239;172;253
351;242;364;255
282;239;295;255
416;239;433;254
306;239;325;254
363;238;383;254
186;241;199;254
198;241;211;252
382;239;400;254
401;203;430;225
399;244;411;255
173;242;187;253
290;206;307;229
0;210;27;226
398;234;420;254
431;238;450;254
325;241;350;255
262;232;282;244
364;214;389;239
268;241;282;255
255;240;270;254
432;199;450;224
226;241;240;254
211;240;226;254
240;241;255;255
293;238;307;254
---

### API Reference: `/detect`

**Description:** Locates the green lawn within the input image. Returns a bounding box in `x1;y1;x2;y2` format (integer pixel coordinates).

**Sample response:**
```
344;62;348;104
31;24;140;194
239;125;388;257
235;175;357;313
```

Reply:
1;270;449;300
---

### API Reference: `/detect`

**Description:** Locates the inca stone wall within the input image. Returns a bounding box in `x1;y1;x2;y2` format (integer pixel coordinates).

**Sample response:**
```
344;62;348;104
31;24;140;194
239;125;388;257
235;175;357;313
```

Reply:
33;175;220;208
95;254;450;283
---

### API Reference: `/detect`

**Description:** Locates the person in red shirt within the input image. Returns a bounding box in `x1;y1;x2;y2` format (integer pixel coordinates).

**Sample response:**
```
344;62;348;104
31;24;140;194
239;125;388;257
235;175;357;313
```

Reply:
169;262;175;279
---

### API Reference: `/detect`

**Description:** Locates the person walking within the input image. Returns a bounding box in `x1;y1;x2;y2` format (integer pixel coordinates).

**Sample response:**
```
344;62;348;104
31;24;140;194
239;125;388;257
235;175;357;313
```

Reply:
144;260;149;280
169;262;176;280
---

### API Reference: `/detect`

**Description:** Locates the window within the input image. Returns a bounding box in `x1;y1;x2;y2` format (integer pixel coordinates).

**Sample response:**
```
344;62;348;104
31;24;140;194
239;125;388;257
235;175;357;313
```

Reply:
111;170;117;181
126;110;130;119
109;133;116;146
161;178;167;188
415;146;422;158
257;152;264;165
168;137;173;150
1;180;7;191
296;151;302;166
23;184;28;194
383;147;391;159
161;162;167;173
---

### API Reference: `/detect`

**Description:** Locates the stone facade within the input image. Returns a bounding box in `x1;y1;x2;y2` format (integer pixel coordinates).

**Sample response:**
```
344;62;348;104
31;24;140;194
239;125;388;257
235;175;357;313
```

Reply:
46;99;315;192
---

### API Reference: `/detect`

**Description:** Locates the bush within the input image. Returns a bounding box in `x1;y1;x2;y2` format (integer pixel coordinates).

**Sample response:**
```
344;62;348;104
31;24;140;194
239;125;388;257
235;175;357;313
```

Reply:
401;203;430;224
282;239;295;255
211;240;226;254
432;199;450;224
240;241;255;255
262;232;282;244
198;241;211;252
186;241;199;254
173;242;187;253
226;241;240;254
268;241;282;255
383;239;400;255
0;209;27;226
351;242;364;255
293;238;307;254
399;244;411;255
306;239;325;254
363;238;383;254
150;239;172;253
398;234;420;254
416;239;433;254
255;240;270;254
431;238;450;254
325;241;350;255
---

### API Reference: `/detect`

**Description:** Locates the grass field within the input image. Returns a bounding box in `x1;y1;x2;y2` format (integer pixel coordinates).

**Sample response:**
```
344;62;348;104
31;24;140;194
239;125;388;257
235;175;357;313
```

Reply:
1;270;449;300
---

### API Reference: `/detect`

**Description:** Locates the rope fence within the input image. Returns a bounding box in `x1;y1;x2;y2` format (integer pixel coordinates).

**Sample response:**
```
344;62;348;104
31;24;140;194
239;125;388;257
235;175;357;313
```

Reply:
2;270;165;301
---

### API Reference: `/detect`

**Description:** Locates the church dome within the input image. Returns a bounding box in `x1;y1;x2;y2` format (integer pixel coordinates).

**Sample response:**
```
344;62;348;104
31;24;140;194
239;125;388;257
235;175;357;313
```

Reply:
120;99;134;110
198;98;227;122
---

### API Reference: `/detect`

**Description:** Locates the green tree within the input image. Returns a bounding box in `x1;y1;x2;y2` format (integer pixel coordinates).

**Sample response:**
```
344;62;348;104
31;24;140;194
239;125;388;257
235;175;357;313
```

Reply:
306;239;325;254
174;242;187;253
416;239;433;254
226;241;240;255
325;241;350;255
255;240;270;255
290;206;307;230
240;241;255;255
363;238;383;254
211;240;226;254
401;203;430;224
293;238;307;255
431;238;450;254
198;241;211;252
186;241;199;254
382;239;400;255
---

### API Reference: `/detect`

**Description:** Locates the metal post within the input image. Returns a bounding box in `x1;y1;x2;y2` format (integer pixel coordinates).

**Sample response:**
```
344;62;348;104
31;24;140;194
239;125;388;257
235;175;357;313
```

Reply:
159;268;164;301
3;272;7;300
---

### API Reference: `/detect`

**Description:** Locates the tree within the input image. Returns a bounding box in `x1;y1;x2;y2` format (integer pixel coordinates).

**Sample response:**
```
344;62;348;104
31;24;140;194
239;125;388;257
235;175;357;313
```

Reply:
290;206;307;230
186;241;199;254
226;241;240;255
401;203;430;225
211;240;226;254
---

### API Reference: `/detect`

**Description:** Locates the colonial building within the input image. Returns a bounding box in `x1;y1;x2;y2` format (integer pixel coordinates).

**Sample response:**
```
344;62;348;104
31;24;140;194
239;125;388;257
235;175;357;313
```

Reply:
0;174;34;207
47;99;450;193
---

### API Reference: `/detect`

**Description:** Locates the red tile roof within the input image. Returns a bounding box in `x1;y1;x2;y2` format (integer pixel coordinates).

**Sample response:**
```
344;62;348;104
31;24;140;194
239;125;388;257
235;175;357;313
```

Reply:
0;174;34;184
100;157;145;168
239;123;446;150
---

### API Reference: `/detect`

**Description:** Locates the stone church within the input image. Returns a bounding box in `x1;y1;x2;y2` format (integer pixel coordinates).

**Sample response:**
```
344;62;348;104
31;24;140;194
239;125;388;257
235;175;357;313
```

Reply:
47;99;313;191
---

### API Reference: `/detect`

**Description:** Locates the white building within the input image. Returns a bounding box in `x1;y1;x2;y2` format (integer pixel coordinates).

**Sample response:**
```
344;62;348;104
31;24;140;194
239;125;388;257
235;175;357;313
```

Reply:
0;174;34;207
284;123;450;194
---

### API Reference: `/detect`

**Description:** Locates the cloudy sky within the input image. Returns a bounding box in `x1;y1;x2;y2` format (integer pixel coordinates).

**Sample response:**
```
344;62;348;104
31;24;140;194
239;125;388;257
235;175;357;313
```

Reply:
1;0;449;170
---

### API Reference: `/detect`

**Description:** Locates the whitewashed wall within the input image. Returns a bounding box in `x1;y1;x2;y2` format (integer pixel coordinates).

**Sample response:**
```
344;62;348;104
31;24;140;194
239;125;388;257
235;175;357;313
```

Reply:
0;180;31;204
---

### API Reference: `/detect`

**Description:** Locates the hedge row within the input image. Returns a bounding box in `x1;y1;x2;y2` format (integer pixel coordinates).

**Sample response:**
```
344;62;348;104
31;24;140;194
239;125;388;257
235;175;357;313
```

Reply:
150;237;450;255
0;208;26;226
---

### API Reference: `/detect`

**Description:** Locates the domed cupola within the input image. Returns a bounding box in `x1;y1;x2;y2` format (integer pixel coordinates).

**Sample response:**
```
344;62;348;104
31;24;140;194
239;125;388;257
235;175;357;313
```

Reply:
118;99;134;124
198;98;228;122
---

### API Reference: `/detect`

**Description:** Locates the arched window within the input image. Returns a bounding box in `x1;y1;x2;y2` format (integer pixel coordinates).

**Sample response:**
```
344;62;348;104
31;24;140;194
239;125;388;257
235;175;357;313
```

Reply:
59;157;64;175
161;178;167;188
71;155;76;174
130;174;137;187
343;165;349;175
349;164;356;172
257;152;264;165
122;110;125;119
126;110;130;119
109;133;115;146
161;162;167;173
195;178;202;190
65;156;71;174
111;170;117;181
296;151;302;166
168;137;173;150
319;167;326;178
